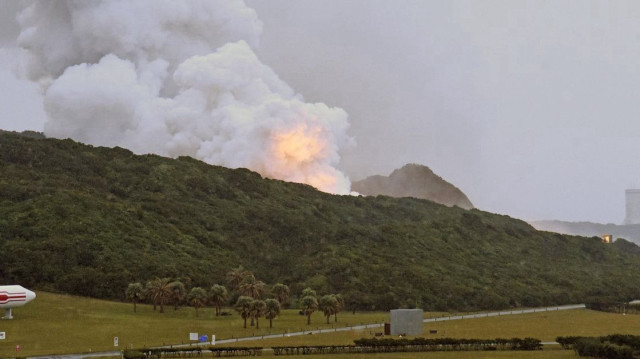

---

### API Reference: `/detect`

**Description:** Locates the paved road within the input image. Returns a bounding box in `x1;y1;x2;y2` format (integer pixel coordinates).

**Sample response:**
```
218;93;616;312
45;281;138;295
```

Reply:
424;304;586;323
27;303;586;359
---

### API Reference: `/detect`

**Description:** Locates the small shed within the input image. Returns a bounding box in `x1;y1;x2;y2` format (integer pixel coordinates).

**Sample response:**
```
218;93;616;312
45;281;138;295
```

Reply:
390;309;423;336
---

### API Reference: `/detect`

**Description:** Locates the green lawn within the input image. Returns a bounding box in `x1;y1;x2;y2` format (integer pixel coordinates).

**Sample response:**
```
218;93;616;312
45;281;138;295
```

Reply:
422;309;640;341
0;292;638;358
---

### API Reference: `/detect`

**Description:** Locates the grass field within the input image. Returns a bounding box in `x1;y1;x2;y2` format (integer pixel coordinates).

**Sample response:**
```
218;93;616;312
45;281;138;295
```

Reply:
0;292;388;357
1;292;639;358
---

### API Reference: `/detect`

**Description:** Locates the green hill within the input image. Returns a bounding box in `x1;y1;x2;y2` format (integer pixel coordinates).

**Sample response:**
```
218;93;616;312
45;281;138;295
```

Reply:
1;131;640;311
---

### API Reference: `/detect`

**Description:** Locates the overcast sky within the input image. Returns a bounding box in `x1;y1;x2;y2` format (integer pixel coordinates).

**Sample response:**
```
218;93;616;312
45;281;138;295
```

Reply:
2;0;640;224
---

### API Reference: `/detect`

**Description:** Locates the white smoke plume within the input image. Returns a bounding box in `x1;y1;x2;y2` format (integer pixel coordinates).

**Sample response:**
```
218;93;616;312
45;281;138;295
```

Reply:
16;0;353;194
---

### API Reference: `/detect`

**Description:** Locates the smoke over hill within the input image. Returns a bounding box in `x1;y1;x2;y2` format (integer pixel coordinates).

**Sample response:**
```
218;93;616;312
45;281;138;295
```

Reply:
15;0;353;194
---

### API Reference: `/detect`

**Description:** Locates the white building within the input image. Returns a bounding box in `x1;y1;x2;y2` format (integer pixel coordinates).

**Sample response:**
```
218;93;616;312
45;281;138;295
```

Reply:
390;309;423;336
624;189;640;225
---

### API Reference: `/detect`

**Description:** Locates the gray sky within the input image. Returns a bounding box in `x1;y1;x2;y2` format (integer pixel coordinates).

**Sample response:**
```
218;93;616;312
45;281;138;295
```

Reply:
2;0;640;224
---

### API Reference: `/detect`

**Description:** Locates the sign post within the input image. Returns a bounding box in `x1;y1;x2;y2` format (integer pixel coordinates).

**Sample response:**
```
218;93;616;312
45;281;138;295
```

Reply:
189;333;198;341
114;337;119;347
211;335;215;345
0;332;5;340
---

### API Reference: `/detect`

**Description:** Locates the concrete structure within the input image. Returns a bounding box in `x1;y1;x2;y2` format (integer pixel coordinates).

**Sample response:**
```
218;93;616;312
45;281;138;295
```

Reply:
624;189;640;225
390;309;423;336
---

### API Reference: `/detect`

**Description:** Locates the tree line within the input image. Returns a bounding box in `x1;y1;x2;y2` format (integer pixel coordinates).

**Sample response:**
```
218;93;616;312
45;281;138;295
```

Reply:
124;347;263;359
125;266;343;328
353;337;542;351
122;336;543;359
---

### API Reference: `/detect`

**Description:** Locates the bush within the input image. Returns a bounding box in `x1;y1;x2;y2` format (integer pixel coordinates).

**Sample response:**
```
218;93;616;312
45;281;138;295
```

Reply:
123;350;145;359
352;337;540;351
556;336;583;349
573;337;635;359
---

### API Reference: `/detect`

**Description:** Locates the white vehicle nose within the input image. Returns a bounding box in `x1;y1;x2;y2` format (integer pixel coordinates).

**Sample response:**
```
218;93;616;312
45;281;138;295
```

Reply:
25;289;36;303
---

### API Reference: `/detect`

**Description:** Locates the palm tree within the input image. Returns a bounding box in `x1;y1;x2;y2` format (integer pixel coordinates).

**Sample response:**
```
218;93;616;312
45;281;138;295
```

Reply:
125;282;145;313
271;283;290;307
188;287;208;317
300;295;318;325
301;287;317;299
145;280;158;311
319;295;338;324
334;294;344;323
250;299;267;329
209;284;228;316
170;281;186;310
226;266;250;291
239;274;266;299
234;296;253;328
146;277;174;313
264;298;280;328
239;275;265;325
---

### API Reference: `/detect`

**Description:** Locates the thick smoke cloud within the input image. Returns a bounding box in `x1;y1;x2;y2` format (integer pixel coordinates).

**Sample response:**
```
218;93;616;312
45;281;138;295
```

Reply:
17;0;353;194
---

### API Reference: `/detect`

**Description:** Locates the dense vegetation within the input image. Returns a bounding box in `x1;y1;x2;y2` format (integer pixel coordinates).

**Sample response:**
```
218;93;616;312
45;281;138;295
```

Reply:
557;335;640;359
123;337;543;359
124;347;264;359
2;131;640;311
352;337;542;351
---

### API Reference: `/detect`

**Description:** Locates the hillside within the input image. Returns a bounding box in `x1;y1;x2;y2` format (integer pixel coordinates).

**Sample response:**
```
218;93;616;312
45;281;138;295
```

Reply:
2;131;640;311
531;220;640;245
352;164;474;209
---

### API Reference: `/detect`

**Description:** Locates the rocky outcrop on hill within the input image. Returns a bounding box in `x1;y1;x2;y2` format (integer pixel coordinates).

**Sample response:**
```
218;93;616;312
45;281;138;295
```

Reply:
352;164;473;209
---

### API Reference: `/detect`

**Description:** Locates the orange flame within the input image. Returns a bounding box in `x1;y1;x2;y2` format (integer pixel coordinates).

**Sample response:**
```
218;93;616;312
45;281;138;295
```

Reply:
272;124;327;165
266;123;346;193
